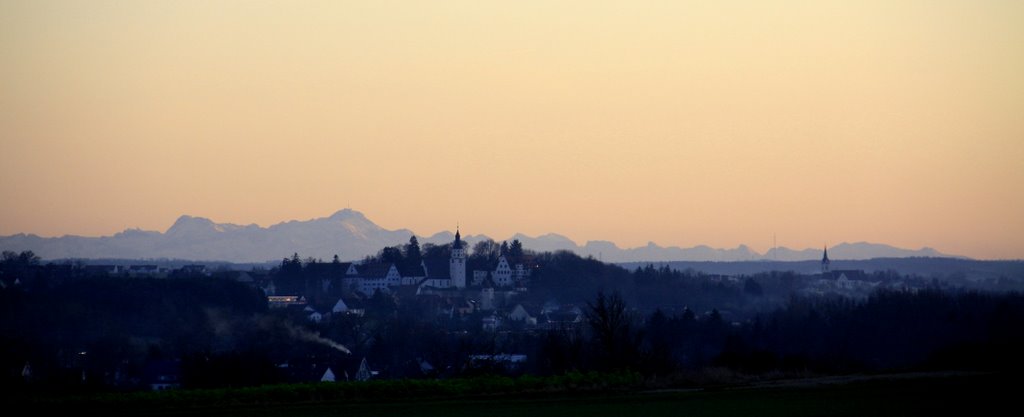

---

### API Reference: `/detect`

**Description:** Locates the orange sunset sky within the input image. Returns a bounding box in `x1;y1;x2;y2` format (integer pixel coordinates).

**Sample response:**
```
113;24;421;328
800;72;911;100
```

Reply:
1;1;1022;259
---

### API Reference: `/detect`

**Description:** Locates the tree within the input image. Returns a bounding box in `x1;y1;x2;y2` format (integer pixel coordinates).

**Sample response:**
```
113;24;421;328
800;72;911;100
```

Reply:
378;246;404;265
585;291;641;371
280;253;303;277
500;241;510;257
422;243;451;261
644;309;677;374
509;240;524;261
404;236;422;267
681;307;696;323
1;250;40;267
708;308;723;324
472;239;498;261
744;278;764;296
0;250;42;285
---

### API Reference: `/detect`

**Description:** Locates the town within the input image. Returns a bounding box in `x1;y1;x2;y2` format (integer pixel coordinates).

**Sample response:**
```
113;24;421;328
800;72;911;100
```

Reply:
4;233;1022;394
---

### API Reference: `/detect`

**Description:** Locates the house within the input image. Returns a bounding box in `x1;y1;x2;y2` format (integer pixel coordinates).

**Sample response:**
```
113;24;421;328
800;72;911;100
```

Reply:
262;279;278;296
320;367;337;382
21;362;33;381
399;265;427;286
832;270;878;291
83;265;120;276
179;264;208;275
142;360;181;391
472;255;530;289
305;306;323;323
285;362;345;383
472;270;489;286
830;270;870;282
417;358;436;377
513;263;531;283
353;263;402;296
804;269;879;295
467;354;528;373
355;357;376;381
539;306;583;330
344;263;360;276
417;278;453;293
420;258;453;290
493;256;513;287
708;274;740;284
508;304;536;325
268;295;306;308
233;271;254;283
332;297;366;317
334;262;362;293
482;313;502;331
128;265;162;276
331;297;350;314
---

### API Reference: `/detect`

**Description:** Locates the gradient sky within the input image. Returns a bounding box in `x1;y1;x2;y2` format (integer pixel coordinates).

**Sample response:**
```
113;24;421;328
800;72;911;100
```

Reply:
1;1;1022;259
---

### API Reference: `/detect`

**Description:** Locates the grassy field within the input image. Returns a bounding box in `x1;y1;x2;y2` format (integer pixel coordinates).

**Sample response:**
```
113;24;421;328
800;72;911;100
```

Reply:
39;372;1013;417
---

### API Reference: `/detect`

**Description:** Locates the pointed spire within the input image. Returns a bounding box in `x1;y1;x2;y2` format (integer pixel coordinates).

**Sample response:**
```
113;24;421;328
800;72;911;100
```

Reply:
453;225;463;249
821;244;831;273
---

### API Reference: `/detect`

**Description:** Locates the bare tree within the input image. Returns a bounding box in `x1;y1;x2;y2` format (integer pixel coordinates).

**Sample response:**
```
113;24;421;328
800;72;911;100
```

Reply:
585;291;641;371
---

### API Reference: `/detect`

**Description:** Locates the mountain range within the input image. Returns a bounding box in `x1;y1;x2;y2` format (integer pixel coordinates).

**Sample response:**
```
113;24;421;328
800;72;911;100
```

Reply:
0;209;958;263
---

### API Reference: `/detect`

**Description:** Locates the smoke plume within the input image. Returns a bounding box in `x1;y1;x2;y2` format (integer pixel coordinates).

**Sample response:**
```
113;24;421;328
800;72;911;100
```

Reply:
283;322;351;354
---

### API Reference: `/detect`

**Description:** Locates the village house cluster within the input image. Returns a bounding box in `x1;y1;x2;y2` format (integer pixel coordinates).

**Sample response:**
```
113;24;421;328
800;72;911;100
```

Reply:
261;230;557;328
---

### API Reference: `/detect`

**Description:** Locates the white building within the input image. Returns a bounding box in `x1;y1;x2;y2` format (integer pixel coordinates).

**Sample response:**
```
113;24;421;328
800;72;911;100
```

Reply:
513;263;530;283
493;256;513;287
400;265;426;286
450;229;467;288
472;270;489;286
353;263;402;296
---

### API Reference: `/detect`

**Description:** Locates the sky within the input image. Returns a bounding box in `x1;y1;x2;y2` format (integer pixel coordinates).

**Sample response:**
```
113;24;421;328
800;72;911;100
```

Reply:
1;1;1022;259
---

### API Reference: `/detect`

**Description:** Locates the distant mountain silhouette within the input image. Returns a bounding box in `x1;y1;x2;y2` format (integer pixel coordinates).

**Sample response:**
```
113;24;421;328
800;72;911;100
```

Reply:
0;209;962;262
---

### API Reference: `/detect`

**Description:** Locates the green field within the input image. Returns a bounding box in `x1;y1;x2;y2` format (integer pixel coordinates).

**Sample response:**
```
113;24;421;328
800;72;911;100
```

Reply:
39;372;1013;417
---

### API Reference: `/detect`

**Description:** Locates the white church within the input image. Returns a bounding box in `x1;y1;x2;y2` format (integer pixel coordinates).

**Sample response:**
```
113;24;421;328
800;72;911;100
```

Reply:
339;229;529;296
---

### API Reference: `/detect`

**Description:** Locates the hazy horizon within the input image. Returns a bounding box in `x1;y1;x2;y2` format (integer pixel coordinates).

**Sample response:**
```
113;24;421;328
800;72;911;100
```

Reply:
0;207;982;262
2;1;1022;259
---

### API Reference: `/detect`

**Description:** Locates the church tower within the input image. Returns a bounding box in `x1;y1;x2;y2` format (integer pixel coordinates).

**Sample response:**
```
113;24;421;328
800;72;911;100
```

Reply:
821;245;831;275
450;228;467;288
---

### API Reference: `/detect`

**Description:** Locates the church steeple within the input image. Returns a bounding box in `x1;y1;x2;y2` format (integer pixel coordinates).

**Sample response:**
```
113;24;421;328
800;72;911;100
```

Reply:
821;245;831;274
450;226;466;288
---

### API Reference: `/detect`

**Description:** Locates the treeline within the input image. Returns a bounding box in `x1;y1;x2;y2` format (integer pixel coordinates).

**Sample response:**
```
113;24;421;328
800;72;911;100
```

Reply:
718;289;1024;373
0;275;290;391
530;258;794;316
3;248;1024;395
541;289;1024;376
353;236;529;271
314;288;1024;378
